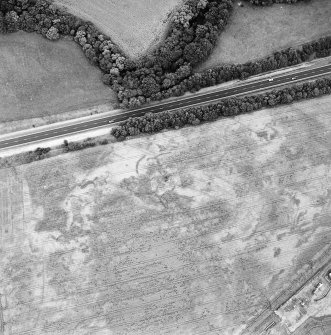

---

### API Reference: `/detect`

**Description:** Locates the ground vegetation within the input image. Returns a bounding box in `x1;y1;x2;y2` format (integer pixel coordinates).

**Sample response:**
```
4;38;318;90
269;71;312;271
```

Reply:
111;77;331;138
0;32;115;123
0;93;329;334
1;0;330;109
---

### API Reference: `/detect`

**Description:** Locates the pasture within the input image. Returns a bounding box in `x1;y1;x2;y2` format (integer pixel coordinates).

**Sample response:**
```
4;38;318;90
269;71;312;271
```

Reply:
54;0;183;58
0;94;330;334
0;32;116;123
201;0;331;69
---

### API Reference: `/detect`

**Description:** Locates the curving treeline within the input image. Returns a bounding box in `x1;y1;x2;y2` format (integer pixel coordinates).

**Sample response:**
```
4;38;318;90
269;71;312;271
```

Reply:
0;0;234;107
1;77;329;167
162;36;331;98
1;0;330;109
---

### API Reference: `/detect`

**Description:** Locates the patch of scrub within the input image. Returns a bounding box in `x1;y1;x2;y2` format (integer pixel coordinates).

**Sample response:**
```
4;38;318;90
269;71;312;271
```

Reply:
55;0;183;58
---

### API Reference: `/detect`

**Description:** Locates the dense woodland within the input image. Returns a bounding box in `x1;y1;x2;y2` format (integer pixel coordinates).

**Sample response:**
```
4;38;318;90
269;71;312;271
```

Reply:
0;0;330;108
1;77;329;167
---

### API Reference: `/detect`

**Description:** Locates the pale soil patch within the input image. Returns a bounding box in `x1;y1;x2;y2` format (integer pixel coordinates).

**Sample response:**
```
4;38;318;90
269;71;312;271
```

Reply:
201;0;331;69
0;32;116;123
0;95;330;334
55;0;183;58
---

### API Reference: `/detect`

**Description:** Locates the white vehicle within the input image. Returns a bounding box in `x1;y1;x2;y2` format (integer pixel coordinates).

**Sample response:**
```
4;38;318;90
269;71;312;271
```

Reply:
268;78;274;82
291;77;296;80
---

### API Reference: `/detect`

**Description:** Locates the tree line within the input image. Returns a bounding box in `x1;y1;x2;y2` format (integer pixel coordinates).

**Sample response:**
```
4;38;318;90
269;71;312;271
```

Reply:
111;77;331;139
1;0;329;109
0;0;234;106
111;0;235;107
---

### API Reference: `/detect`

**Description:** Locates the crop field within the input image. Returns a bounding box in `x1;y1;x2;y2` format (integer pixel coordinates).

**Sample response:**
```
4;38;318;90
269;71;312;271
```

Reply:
0;32;116;123
201;0;331;69
0;94;330;334
293;315;331;335
54;0;183;58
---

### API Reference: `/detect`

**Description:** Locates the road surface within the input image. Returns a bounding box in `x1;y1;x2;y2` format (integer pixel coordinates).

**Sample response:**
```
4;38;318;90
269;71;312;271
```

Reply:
1;63;331;149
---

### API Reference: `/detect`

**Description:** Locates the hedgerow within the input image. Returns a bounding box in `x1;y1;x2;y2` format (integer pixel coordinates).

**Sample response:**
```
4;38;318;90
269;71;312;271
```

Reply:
0;146;51;168
0;0;330;108
0;0;234;106
159;36;331;99
62;137;108;152
111;77;331;139
0;137;109;168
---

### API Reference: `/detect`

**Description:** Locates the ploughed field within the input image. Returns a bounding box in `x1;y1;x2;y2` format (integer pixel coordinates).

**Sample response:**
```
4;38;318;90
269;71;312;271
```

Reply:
201;0;331;68
0;95;330;334
0;32;115;123
54;0;182;58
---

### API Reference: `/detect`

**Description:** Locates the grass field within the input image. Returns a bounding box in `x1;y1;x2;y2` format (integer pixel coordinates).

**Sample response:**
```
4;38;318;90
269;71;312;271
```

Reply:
0;95;330;334
55;0;182;58
0;32;116;123
201;0;331;69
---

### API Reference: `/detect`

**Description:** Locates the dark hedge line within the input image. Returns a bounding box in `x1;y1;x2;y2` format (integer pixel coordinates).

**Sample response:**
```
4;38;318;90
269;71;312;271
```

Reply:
0;0;235;107
110;0;235;107
111;77;331;139
157;36;331;99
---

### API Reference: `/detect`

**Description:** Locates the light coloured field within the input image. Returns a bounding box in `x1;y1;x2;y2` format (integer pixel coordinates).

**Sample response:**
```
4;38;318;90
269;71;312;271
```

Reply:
292;315;331;335
0;95;330;334
55;0;182;58
201;0;331;69
0;32;116;123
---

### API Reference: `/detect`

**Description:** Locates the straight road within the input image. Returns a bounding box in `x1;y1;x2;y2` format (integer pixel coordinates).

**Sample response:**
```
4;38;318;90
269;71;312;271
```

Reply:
1;63;331;149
